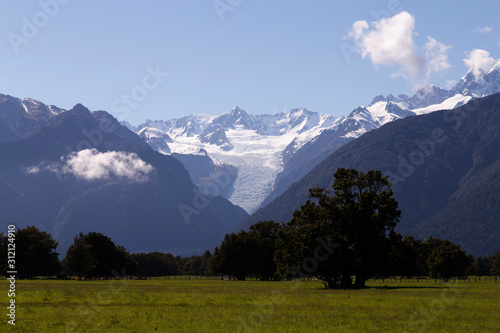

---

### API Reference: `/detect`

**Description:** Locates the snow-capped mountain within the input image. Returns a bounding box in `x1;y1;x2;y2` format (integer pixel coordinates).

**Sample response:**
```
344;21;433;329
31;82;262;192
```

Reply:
452;59;500;97
1;94;65;118
0;94;65;142
261;63;500;207
134;102;412;214
137;127;173;154
365;58;500;114
134;108;337;213
135;61;500;214
4;60;498;215
243;93;500;257
0;102;248;255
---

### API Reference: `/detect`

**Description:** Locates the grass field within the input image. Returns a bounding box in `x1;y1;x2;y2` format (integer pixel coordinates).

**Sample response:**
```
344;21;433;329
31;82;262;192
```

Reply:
1;277;499;332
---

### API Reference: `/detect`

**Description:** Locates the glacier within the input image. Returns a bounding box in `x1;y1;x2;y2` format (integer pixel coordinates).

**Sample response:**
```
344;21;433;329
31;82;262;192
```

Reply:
133;61;500;213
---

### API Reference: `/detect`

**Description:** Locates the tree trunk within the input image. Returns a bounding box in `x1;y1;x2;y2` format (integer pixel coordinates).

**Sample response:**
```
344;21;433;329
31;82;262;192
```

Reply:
354;276;366;288
340;275;353;289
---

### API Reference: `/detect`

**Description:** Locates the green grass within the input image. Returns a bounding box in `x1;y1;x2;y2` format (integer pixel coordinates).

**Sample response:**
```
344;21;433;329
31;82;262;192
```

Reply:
1;278;499;332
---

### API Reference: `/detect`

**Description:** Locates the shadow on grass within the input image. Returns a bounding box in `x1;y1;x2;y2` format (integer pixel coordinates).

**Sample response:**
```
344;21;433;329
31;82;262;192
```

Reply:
368;285;457;290
314;285;459;291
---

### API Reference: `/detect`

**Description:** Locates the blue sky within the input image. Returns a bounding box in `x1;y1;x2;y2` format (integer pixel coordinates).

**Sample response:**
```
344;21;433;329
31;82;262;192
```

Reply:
0;0;499;125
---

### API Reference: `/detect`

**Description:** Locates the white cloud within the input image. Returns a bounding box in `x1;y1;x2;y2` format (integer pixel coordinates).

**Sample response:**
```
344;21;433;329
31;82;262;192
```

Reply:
26;149;154;182
347;12;424;80
26;162;61;175
473;26;493;34
26;165;41;174
348;20;369;40
463;49;496;79
425;37;452;76
445;79;457;89
346;11;451;88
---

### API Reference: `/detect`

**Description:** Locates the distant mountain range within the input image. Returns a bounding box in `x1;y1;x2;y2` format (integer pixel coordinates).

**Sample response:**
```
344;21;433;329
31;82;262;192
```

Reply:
131;59;500;214
131;108;338;213
1;58;499;256
240;93;500;256
0;97;248;255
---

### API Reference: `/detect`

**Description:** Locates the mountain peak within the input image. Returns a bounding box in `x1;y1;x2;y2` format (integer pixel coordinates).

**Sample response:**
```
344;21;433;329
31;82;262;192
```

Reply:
451;58;500;98
212;106;253;129
409;84;450;109
71;103;91;114
199;126;233;150
368;93;404;107
489;59;500;73
288;107;310;116
230;106;248;117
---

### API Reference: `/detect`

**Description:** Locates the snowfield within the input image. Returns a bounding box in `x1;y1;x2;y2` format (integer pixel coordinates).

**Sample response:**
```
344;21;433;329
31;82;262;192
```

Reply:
160;110;337;213
133;62;500;213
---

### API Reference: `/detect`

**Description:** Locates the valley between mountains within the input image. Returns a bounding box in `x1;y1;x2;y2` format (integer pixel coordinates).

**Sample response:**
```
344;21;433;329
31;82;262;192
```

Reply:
1;59;500;255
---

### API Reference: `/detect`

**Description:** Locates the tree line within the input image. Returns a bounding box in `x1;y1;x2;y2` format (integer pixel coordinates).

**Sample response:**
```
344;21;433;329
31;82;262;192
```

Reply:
1;169;499;288
0;228;213;279
211;169;500;288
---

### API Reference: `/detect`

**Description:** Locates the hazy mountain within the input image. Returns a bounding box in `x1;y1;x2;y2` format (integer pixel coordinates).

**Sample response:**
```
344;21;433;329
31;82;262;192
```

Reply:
170;152;238;199
239;94;500;256
3;58;500;255
0;103;248;255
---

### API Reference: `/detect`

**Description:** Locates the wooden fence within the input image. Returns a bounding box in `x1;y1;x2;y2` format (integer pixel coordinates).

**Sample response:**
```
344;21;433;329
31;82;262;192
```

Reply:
143;275;498;282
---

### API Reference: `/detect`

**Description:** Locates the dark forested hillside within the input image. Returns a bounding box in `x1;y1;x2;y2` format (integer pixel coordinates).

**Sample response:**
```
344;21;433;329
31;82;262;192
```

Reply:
240;94;500;256
0;103;248;255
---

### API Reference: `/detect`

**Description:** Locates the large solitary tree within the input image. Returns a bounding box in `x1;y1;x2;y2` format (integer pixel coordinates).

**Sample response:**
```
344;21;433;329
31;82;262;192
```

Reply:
275;168;401;288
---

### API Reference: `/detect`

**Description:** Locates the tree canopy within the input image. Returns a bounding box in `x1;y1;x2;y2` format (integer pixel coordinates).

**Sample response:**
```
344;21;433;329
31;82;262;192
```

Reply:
426;240;471;280
275;168;401;288
64;232;137;278
211;221;281;280
491;250;500;276
13;226;61;279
